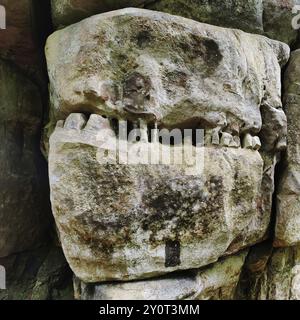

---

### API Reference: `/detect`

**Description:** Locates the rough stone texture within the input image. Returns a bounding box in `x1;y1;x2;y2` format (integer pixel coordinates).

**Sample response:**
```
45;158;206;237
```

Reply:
46;8;289;152
46;9;289;284
275;49;300;247
0;1;298;301
50;0;300;45
0;246;73;300
236;242;300;300
0;60;51;258
51;0;152;28
147;0;264;34
49;113;263;283
74;251;247;300
0;0;52;76
263;0;300;45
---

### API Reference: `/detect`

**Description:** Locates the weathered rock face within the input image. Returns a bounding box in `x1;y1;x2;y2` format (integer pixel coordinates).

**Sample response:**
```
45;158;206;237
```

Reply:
51;0;152;28
49;113;264;282
51;0;264;34
50;0;300;45
236;242;300;300
0;0;52;75
150;0;300;45
0;0;297;300
275;49;300;247
148;0;264;34
0;60;51;257
46;9;289;283
0;246;73;300
46;8;289;150
263;0;300;45
74;251;247;300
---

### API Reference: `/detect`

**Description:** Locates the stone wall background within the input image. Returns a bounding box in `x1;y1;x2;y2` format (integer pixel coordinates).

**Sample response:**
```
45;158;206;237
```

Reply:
0;0;300;300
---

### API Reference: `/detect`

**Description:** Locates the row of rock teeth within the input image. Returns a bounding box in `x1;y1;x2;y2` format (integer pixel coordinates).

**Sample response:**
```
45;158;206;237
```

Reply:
205;129;261;151
243;133;261;151
58;114;261;151
58;113;114;129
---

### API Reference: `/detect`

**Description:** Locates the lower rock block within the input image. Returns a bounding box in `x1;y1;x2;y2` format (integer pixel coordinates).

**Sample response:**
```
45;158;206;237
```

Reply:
49;113;267;283
74;251;247;300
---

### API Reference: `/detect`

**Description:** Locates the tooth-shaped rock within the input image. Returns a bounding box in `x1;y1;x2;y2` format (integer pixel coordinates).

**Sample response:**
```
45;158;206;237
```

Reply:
64;113;87;130
221;132;233;147
252;136;261;151
85;115;117;148
151;123;159;143
205;129;212;146
184;134;193;145
229;136;241;148
139;119;148;142
84;115;113;134
128;121;140;143
56;120;64;129
243;134;254;149
211;128;220;145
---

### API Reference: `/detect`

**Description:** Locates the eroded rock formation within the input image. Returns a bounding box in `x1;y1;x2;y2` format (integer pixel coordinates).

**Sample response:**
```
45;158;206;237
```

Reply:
45;8;291;297
1;0;300;300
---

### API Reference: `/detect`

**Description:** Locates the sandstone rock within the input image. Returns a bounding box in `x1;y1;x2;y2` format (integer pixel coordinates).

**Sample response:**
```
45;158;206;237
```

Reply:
0;246;73;300
0;0;51;74
50;1;299;45
147;0;264;34
49;112;265;283
263;0;300;45
51;0;152;28
74;251;247;300
0;60;51;257
275;49;300;247
46;8;289;151
51;0;263;34
236;243;300;300
235;241;273;299
46;9;288;283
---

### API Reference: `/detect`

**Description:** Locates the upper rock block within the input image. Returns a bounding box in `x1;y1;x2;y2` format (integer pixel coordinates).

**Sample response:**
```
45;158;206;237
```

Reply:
51;0;152;27
46;8;289;140
50;0;300;45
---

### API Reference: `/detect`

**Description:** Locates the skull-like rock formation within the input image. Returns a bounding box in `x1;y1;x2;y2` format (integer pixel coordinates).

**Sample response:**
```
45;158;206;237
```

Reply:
46;8;289;149
46;9;289;283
